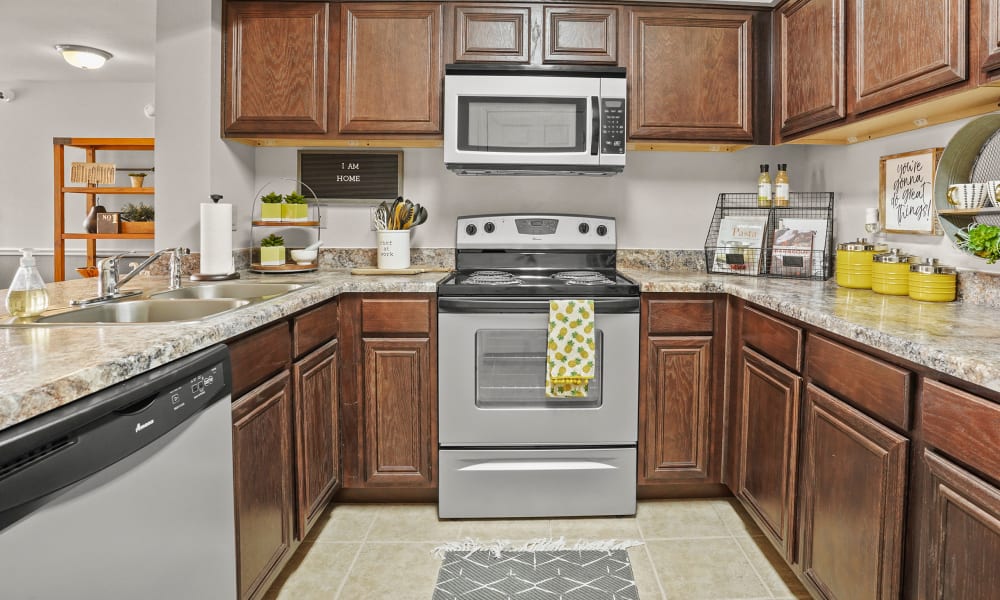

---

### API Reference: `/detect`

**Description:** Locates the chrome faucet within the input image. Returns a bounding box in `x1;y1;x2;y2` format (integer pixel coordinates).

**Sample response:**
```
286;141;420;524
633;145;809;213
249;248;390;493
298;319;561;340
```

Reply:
73;247;190;306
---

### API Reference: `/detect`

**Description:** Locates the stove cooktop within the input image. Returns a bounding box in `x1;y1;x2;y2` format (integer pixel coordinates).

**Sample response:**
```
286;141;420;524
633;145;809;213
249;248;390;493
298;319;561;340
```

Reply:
438;269;639;297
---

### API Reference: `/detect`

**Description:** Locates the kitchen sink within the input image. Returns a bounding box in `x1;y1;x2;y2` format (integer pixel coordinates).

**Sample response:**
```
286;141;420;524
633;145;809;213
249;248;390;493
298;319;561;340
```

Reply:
150;282;306;301
34;299;250;324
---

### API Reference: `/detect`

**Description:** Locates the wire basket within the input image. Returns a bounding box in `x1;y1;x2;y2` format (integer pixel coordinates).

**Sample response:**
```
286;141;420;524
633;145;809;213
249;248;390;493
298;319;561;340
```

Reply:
704;192;835;280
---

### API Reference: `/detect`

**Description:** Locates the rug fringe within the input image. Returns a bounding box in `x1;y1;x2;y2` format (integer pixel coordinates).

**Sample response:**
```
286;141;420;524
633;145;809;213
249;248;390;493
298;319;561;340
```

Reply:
432;537;643;559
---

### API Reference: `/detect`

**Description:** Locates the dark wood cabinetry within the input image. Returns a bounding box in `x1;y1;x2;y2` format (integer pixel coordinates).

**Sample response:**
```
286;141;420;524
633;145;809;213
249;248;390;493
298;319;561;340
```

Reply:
627;7;755;142
339;294;438;495
797;384;908;600
775;0;845;137
453;4;531;63
848;0;967;114
736;347;801;560
232;372;294;600
340;3;443;133
983;0;1000;76
543;5;619;64
223;1;331;135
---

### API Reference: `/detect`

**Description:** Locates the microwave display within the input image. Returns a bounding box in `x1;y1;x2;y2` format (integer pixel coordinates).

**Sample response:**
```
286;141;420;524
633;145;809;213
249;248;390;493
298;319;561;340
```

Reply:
457;97;587;153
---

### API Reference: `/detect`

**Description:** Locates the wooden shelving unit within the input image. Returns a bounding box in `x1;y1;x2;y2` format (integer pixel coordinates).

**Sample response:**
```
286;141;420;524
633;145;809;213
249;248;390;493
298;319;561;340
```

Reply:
53;137;154;281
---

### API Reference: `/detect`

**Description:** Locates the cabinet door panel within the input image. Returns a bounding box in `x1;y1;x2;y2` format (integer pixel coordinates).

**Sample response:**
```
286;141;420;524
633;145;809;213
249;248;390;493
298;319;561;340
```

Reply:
640;336;712;482
232;372;294;600
985;0;1000;75
924;450;1000;600
454;5;530;63
777;0;845;137
293;340;339;539
737;347;800;559
851;0;966;113
544;6;619;64
340;3;443;133
628;8;753;141
224;1;329;134
363;337;435;486
798;385;908;600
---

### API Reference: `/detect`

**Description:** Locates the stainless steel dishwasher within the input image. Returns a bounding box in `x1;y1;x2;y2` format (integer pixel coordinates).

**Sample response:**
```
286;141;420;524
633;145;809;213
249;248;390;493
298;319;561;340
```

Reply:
0;344;237;600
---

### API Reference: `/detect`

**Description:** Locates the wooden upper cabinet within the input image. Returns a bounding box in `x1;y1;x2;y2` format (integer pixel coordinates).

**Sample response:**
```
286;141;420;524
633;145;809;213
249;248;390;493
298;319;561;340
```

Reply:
340;3;443;134
982;0;1000;76
543;6;619;64
224;1;330;135
453;4;531;63
627;8;754;142
776;0;846;138
849;0;967;114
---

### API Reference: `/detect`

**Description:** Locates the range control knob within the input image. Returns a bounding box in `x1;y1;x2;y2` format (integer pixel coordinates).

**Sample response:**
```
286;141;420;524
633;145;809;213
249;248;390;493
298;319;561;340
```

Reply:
596;224;608;236
484;222;495;233
578;222;590;234
465;224;477;236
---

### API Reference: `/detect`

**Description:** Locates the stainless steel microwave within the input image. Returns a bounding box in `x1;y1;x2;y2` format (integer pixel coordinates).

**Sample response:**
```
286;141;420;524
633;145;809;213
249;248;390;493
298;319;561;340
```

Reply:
444;65;626;176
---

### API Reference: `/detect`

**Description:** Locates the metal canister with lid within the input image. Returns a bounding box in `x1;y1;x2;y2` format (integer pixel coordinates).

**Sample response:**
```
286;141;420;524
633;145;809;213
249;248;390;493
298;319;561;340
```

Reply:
871;249;916;295
836;238;888;289
909;259;957;302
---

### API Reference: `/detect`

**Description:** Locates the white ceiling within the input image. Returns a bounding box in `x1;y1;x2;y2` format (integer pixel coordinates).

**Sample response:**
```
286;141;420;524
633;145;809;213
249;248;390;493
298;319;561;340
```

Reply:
0;0;156;84
0;0;776;84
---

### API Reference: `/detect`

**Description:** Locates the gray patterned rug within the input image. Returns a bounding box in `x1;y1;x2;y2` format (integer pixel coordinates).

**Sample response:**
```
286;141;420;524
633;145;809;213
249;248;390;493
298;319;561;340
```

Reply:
432;550;638;599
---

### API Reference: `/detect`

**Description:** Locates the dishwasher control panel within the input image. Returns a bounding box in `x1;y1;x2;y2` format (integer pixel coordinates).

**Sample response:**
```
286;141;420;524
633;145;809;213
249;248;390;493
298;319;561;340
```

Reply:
168;362;226;412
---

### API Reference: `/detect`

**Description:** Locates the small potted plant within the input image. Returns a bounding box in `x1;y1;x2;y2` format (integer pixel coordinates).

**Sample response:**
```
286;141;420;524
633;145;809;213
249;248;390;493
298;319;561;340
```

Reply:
260;192;284;221
128;172;147;188
119;202;155;234
282;191;308;222
956;222;1000;263
260;233;286;266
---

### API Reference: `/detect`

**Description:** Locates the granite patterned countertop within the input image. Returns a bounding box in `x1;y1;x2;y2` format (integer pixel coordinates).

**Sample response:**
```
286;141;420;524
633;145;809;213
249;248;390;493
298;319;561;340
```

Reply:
3;267;999;434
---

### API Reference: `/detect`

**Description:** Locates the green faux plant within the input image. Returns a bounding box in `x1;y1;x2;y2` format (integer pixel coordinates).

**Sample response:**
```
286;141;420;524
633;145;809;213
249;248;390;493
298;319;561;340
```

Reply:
260;192;283;204
120;202;154;222
956;223;1000;263
284;191;307;204
261;233;285;247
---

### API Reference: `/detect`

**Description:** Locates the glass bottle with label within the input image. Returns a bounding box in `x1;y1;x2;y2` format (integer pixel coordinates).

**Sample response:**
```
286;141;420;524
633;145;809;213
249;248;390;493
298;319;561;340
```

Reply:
757;164;772;207
774;164;789;207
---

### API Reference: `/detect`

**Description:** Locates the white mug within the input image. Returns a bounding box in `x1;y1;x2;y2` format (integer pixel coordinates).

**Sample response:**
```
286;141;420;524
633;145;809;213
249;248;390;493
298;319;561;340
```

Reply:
987;180;1000;207
946;183;989;210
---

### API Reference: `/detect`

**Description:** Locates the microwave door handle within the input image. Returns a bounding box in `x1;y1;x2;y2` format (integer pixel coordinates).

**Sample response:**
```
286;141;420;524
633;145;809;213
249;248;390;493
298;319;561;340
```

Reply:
590;96;600;156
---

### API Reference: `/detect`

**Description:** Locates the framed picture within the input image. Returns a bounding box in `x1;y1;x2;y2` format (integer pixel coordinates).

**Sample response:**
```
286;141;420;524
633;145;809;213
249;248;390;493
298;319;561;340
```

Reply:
879;148;944;235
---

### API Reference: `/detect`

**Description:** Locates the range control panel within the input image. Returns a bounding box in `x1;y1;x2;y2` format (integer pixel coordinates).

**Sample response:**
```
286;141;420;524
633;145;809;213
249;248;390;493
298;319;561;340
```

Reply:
601;98;626;155
457;214;617;250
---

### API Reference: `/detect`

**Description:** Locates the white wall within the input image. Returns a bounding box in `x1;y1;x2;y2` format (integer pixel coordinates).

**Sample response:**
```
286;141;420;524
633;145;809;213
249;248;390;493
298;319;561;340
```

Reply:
0;81;155;282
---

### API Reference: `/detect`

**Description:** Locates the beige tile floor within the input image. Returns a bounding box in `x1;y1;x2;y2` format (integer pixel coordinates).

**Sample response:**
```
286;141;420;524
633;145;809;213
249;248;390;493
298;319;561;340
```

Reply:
264;498;813;600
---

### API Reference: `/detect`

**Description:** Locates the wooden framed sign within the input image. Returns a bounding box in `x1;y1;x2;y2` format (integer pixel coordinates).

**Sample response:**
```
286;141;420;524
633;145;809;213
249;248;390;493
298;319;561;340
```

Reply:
298;150;403;204
879;147;944;235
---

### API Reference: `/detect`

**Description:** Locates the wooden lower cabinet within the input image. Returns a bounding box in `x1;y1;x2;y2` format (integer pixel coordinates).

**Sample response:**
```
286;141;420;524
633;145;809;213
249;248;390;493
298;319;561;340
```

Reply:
797;384;908;600
736;347;800;559
922;450;1000;600
292;339;340;538
232;372;294;600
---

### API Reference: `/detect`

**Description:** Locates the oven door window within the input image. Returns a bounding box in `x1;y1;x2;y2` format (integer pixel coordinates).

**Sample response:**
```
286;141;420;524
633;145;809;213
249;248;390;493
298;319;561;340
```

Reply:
475;329;603;408
457;97;587;153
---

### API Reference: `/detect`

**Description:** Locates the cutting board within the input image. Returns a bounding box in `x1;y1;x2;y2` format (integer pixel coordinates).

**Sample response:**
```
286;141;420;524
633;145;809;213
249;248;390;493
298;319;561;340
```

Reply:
350;267;452;275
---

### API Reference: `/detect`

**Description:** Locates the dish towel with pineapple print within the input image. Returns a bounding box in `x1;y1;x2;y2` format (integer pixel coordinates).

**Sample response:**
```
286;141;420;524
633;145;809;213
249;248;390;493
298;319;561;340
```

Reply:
546;299;596;398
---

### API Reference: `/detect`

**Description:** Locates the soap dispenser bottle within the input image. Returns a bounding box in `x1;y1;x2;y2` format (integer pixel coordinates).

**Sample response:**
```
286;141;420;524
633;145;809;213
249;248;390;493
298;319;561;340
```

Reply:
6;248;49;317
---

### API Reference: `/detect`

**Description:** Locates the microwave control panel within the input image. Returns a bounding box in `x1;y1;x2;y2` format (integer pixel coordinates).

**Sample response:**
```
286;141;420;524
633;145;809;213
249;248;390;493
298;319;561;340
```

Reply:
600;99;626;154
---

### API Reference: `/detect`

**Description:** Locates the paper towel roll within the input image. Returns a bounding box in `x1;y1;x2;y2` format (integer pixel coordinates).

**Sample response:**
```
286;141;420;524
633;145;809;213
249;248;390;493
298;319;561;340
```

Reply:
200;202;233;274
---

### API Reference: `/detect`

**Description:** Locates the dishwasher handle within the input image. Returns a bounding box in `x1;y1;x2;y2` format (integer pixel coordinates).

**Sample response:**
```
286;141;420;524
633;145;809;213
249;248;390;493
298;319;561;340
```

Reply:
0;345;231;516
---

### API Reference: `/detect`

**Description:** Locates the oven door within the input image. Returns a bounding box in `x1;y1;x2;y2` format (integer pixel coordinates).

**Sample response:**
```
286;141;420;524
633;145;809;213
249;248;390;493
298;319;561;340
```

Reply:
438;298;638;446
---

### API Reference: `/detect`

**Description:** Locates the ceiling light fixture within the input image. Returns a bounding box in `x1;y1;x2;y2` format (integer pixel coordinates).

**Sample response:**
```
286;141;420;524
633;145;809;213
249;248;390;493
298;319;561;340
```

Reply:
55;44;113;70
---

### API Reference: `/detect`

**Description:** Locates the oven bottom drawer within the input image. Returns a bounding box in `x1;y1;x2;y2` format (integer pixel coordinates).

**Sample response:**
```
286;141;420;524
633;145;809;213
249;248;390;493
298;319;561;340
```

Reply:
439;447;636;519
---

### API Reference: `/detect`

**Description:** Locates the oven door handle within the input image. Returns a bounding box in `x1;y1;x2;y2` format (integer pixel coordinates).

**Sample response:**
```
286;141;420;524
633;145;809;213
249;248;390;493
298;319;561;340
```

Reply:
438;296;639;314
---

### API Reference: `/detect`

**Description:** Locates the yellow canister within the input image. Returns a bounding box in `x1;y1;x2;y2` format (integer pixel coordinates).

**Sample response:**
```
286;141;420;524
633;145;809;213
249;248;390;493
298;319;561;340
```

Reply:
908;259;957;302
871;249;916;295
836;239;888;289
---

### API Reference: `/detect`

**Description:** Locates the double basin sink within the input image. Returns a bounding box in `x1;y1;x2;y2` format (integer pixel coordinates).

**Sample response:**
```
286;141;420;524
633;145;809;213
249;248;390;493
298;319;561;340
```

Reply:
33;282;306;325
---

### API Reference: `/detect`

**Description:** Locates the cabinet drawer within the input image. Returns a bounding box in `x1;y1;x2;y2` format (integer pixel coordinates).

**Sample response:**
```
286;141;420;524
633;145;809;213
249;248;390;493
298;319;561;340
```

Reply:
361;297;431;334
806;335;911;430
293;300;339;359
229;321;291;398
923;379;1000;482
646;298;714;334
742;306;802;372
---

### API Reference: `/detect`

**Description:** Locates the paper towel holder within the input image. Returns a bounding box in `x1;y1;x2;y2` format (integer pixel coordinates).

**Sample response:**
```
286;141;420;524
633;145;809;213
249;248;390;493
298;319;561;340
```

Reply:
191;194;241;282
